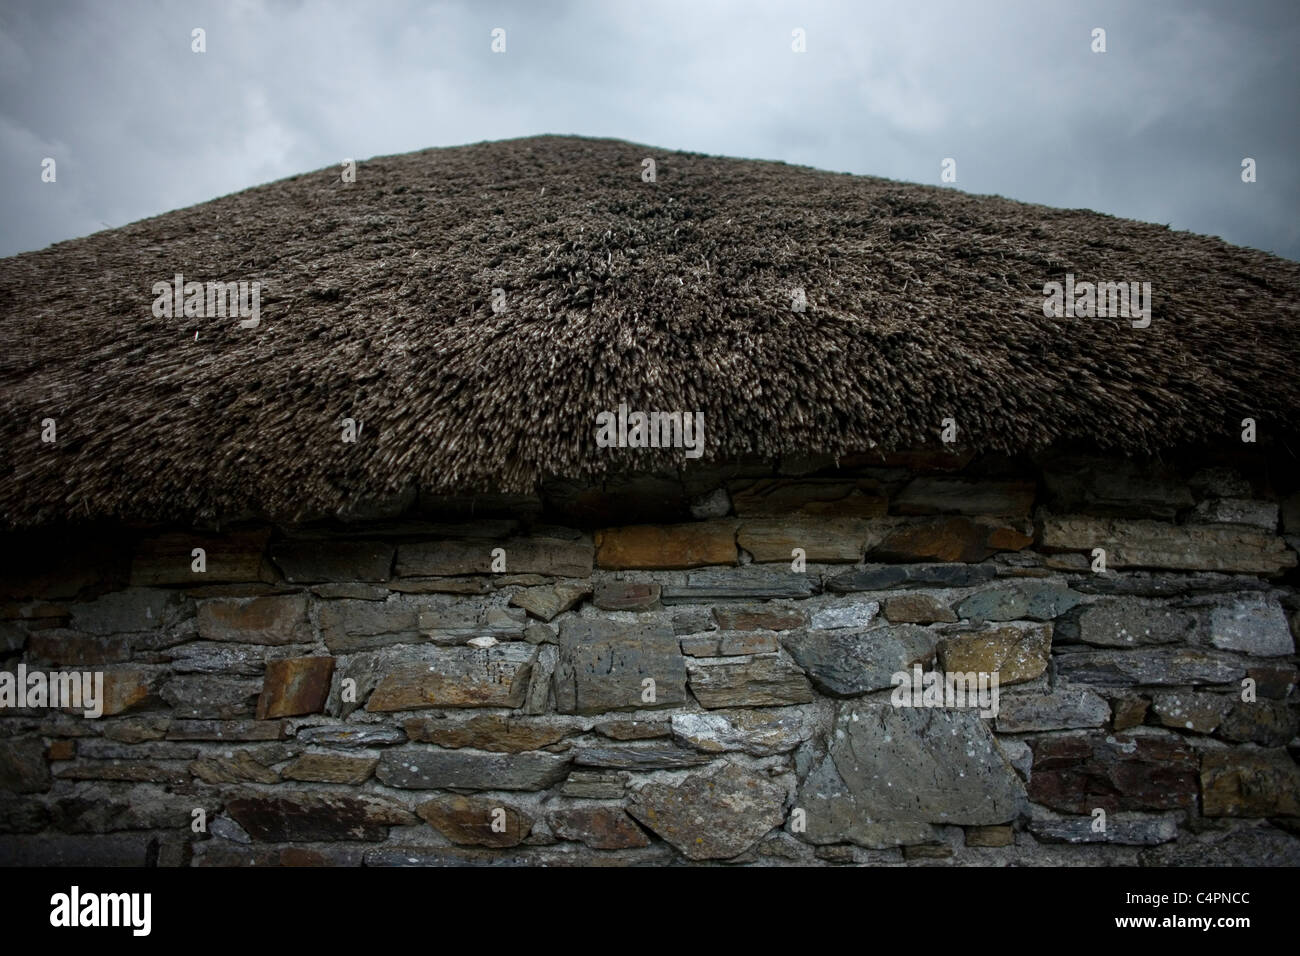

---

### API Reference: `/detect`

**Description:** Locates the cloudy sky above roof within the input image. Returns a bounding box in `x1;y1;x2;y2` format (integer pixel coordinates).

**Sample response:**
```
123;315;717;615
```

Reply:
2;0;1296;260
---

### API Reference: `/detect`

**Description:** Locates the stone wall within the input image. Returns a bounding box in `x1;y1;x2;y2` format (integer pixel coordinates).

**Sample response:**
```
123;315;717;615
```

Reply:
2;452;1299;866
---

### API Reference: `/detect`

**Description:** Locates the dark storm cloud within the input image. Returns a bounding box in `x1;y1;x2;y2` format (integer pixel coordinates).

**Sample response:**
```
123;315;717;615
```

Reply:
1;0;1296;259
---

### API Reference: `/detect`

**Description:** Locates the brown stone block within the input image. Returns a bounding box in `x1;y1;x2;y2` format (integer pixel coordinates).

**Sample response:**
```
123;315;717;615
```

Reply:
595;521;738;570
130;529;272;586
256;656;335;719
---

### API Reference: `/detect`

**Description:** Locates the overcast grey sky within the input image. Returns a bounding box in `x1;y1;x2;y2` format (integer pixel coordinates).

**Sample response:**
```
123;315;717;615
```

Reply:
2;0;1297;260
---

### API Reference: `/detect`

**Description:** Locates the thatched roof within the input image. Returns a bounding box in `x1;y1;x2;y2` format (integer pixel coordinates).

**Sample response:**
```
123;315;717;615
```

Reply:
1;134;1297;527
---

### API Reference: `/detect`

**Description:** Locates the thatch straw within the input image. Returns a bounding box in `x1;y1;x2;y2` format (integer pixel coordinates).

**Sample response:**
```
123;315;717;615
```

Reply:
1;135;1296;527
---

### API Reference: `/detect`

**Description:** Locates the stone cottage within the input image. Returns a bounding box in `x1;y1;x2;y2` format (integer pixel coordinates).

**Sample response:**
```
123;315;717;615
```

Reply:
0;136;1298;866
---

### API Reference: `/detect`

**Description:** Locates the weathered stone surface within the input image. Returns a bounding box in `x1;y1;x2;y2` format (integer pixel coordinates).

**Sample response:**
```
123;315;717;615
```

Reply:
593;719;670;740
554;620;688;714
717;633;780;655
1040;516;1296;574
738;518;877;563
311;583;389;600
1055;600;1200;647
294;724;403;747
1067;571;1271;597
937;624;1051;685
825;563;996;593
573;745;712;769
1201;749;1300;818
729;478;887;518
282;752;378;784
1140;824;1300;866
417;606;526;645
193;843;366;866
403;714;573;752
1248;662;1300;700
25;630;130;666
131;529;271;585
257;656;335;719
671;708;813;756
0;834;154;866
549;807;650;849
417;795;533;847
964;825;1014;847
592;581;661;611
883;594;957;624
160;675;260;719
0;740;51;793
1029;807;1179;845
509;583;591;622
270;540;393;583
162;719;281;741
46;740;75;761
902;843;952;860
686;654;814;707
957;583;1083;622
1190;498;1278;530
809;601;880;630
1053;646;1248;686
595;521;738;570
680;635;721;657
1027;733;1198;813
1218;699;1300;747
54;761;189;785
783;624;935;697
661;567;815;604
161;641;286;676
397;537;594;578
872;517;1031;563
995;684;1110;732
523;643;557;715
1110;696;1150;731
712;605;805;631
627;761;786;860
524;622;558;645
562;770;626;799
797;702;1025;843
197;595;311;645
388;577;491;595
77;740;198;760
320;600;419;652
376;749;571;790
1150;691;1232;734
41;784;196;833
1209;595;1294;656
366;644;536;711
68;588;192;635
225;792;415;842
671;608;715;635
190;751;280;784
893;479;1035;518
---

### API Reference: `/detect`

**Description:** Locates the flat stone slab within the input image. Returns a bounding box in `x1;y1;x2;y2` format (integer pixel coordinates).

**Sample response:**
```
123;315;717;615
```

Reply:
782;624;936;696
553;619;688;714
376;748;571;791
795;701;1026;841
1053;646;1249;686
685;654;814;707
626;761;786;860
825;563;996;593
365;643;537;711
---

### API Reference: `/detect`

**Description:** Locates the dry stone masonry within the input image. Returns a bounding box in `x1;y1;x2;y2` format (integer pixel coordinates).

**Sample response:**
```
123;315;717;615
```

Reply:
2;450;1299;866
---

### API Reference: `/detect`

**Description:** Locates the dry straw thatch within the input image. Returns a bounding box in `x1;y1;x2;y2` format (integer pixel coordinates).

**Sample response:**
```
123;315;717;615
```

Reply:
1;135;1297;527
